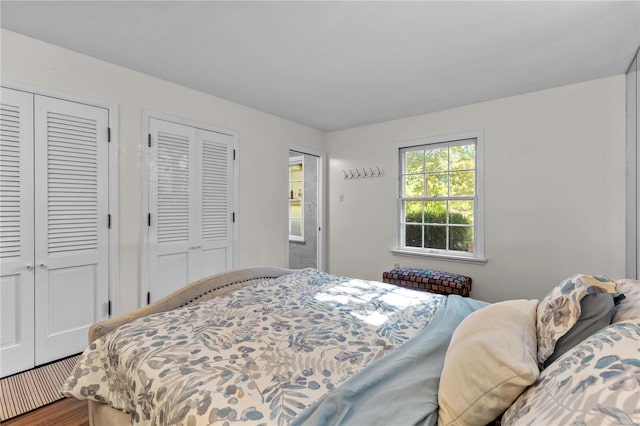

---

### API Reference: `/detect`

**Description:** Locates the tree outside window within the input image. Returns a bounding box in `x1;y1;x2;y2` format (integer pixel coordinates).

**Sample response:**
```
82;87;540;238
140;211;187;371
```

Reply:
399;138;480;257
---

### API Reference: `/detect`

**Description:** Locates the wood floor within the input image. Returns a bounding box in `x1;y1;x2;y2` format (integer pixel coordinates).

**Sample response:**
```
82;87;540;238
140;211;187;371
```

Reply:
3;397;88;426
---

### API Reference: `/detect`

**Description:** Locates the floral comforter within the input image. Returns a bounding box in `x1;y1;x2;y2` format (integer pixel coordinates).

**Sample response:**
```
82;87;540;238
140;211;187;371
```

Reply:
61;269;446;425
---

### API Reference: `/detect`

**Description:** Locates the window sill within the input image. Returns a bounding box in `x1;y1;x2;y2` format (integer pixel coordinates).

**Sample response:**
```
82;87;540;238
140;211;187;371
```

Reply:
289;238;305;243
391;249;487;264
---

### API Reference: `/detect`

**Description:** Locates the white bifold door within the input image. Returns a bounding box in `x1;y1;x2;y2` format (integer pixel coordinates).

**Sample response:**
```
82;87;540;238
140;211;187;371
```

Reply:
148;118;234;302
0;87;110;377
0;88;35;376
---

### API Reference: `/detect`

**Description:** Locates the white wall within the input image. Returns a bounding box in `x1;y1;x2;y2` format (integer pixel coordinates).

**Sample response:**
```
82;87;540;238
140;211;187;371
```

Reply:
0;29;326;314
1;29;628;307
326;76;626;302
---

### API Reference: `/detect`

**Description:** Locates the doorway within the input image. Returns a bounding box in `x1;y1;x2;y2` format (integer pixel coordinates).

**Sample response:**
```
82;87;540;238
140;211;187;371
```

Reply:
287;147;325;270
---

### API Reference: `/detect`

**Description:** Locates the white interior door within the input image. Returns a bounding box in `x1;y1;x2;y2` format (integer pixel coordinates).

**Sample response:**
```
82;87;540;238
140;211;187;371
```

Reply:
33;95;110;364
197;129;234;277
147;118;234;302
0;88;35;377
148;119;198;301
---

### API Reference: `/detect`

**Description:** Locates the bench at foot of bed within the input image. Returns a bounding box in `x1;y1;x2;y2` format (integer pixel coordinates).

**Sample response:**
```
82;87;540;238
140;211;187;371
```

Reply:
382;267;472;297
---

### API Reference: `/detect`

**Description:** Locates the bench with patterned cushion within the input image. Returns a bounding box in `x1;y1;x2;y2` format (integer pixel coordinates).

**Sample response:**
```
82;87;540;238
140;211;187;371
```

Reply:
382;267;472;297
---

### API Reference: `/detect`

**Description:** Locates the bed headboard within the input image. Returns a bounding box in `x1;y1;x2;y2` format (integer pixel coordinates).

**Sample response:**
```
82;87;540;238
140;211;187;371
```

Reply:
88;267;295;342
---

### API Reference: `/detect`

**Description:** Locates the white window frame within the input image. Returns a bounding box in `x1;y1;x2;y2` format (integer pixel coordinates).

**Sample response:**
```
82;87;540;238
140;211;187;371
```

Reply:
392;130;486;263
288;155;305;242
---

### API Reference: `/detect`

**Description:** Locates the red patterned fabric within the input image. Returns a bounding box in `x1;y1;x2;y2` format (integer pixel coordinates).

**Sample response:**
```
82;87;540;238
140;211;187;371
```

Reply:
382;268;472;297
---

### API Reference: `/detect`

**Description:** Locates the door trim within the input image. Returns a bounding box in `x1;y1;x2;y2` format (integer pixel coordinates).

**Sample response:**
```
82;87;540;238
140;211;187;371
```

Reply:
287;144;327;271
0;80;120;316
140;110;239;308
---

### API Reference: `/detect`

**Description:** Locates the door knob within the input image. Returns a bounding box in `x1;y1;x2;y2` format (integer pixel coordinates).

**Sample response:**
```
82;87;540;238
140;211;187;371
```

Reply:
38;263;47;268
26;265;34;270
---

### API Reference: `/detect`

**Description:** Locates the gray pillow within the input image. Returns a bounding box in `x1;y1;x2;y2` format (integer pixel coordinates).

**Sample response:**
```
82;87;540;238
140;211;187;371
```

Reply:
543;293;616;368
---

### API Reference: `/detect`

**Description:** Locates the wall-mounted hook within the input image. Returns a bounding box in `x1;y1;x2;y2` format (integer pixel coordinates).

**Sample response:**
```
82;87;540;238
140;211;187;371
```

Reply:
341;166;383;180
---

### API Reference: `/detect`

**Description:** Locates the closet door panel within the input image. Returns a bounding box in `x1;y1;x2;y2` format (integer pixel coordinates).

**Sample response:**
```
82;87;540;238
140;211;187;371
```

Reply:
148;118;198;302
155;253;189;300
198;249;227;278
0;88;35;377
194;129;234;280
33;95;109;364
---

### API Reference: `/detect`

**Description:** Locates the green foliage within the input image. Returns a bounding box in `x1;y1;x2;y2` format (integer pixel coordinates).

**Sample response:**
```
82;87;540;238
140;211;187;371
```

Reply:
401;143;476;253
426;147;448;172
404;206;473;253
402;145;475;198
449;144;475;170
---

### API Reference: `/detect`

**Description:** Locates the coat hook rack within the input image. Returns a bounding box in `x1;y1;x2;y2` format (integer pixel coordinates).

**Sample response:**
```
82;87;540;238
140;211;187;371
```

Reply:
342;166;383;180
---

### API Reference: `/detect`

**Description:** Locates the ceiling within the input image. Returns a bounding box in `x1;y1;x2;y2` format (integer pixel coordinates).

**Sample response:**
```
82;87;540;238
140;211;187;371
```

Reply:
2;1;639;131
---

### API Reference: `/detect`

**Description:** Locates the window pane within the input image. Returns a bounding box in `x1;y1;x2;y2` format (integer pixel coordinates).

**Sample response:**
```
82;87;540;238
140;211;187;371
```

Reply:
449;226;473;253
290;163;303;180
426;173;448;197
290;201;301;219
449;144;475;171
404;174;424;197
404;201;423;223
405;224;422;247
290;182;303;199
404;150;424;174
449;200;474;225
425;225;446;249
450;171;474;196
290;219;302;236
425;201;446;224
426;147;448;172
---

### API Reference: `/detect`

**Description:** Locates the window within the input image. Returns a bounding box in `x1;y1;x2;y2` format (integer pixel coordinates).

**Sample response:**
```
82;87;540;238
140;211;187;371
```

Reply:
395;131;485;262
289;156;304;241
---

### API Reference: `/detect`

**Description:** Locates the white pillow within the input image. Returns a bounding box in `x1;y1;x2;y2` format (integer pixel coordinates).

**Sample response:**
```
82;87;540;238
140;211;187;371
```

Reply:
438;299;539;426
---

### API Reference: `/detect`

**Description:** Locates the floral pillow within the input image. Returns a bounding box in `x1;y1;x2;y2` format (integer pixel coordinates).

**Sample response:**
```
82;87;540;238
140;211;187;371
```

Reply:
536;274;617;366
614;279;640;323
502;319;640;426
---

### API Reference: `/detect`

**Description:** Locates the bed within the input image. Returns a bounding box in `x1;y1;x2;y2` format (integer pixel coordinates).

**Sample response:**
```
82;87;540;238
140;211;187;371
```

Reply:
62;267;640;425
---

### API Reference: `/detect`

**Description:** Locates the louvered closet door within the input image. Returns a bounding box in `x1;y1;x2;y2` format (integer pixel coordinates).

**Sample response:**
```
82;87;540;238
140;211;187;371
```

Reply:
148;119;198;301
33;95;109;364
0;88;35;377
196;129;234;277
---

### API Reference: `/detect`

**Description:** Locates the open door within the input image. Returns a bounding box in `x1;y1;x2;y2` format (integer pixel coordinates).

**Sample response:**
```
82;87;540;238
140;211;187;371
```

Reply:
287;148;325;270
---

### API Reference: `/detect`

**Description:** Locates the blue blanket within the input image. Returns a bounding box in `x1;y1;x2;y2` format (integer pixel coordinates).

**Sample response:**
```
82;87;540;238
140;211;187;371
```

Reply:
291;295;488;426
